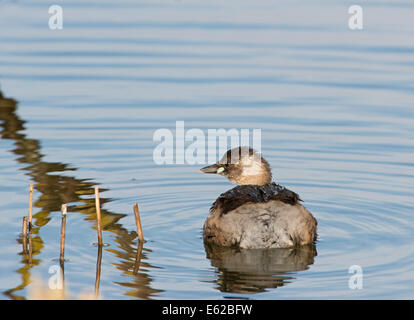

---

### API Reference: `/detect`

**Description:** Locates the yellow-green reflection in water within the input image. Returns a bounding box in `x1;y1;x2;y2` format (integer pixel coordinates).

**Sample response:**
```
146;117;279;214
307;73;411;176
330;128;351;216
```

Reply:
0;91;161;299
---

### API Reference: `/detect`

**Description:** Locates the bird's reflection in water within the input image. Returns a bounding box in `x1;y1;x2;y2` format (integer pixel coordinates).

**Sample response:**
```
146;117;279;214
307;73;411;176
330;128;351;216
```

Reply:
205;243;317;294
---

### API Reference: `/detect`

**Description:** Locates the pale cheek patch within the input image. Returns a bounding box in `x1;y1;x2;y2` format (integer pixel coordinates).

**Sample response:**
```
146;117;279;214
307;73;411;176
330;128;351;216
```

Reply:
216;167;225;174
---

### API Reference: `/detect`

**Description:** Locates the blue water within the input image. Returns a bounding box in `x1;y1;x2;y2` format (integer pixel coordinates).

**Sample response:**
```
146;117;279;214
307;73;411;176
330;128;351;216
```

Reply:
0;0;413;299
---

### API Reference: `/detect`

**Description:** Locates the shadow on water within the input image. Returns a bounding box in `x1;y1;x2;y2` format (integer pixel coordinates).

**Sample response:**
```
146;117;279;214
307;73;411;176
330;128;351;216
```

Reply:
0;90;162;299
204;243;317;294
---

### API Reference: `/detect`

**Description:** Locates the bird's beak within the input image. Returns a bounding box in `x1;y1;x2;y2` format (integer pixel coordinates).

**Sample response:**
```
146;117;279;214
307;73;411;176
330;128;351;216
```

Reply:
200;164;224;174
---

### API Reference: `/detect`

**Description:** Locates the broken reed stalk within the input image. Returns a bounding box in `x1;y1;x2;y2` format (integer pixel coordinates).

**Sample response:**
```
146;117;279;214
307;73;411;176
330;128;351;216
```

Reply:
60;204;67;263
133;202;144;243
94;187;103;246
28;183;33;231
22;216;28;252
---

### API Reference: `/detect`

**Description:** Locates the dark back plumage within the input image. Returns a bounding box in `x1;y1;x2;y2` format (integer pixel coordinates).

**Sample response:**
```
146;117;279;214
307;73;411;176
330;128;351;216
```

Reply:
210;182;301;216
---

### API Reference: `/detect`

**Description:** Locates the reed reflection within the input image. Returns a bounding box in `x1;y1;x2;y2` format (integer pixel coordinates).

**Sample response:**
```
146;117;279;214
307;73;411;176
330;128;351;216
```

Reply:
108;235;162;299
204;243;317;294
94;244;103;299
0;90;161;299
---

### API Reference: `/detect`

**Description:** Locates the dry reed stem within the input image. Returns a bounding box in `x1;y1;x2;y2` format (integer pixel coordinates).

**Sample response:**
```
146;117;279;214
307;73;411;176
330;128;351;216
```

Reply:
94;187;103;246
28;183;33;231
22;216;28;253
60;204;67;263
133;202;144;242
